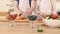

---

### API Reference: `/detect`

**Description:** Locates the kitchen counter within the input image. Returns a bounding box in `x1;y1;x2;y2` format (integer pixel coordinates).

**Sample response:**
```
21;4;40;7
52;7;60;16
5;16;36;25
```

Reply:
0;22;60;34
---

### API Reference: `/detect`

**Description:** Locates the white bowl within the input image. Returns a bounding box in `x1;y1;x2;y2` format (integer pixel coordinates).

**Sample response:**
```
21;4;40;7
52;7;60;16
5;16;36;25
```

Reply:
43;19;60;27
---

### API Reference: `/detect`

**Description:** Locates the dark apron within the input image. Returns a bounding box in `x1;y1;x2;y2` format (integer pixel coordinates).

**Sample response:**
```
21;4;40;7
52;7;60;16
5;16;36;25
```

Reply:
15;0;32;7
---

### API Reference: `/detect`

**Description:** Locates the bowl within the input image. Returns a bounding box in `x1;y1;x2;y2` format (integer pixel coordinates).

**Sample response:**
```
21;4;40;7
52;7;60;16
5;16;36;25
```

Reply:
43;19;60;27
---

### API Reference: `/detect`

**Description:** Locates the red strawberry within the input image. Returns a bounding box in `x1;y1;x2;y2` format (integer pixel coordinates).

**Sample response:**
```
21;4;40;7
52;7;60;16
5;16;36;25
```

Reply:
50;13;59;19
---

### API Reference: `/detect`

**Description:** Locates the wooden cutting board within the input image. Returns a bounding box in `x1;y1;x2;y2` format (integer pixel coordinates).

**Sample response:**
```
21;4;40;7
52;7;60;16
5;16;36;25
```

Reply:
0;12;8;16
0;12;43;23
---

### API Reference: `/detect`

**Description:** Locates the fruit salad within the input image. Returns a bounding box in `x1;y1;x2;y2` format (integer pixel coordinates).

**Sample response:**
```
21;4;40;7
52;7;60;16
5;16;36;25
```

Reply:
46;13;60;20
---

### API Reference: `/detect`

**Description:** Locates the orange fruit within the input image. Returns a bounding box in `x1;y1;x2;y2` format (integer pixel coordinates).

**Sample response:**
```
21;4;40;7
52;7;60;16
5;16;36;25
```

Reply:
7;15;12;20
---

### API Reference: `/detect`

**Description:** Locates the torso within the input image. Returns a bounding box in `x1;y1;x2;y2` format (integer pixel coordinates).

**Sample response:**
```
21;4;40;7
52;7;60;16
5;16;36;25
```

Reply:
36;0;52;15
19;0;30;12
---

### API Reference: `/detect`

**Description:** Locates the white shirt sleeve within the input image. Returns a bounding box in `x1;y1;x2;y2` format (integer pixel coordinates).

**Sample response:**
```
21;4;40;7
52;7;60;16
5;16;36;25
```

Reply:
39;0;52;15
51;0;56;13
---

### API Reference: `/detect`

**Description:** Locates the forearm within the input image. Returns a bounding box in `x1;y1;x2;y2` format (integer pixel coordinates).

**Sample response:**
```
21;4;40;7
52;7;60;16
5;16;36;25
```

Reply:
14;7;22;13
26;7;35;14
26;0;36;14
14;1;22;14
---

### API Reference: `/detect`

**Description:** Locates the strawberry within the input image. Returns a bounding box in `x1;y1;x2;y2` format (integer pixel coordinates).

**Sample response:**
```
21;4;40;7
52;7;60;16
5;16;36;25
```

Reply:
50;13;59;19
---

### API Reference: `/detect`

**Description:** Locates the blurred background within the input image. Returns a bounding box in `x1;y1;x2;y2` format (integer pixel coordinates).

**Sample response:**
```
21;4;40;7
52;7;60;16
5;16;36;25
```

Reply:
0;0;60;13
0;0;60;21
0;0;14;12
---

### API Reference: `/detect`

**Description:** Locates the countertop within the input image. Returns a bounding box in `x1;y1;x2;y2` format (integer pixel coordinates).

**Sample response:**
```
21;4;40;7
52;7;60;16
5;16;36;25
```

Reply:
0;22;60;34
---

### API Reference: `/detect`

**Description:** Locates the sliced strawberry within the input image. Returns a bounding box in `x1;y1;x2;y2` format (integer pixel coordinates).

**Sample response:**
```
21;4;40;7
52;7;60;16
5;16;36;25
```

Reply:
50;13;59;19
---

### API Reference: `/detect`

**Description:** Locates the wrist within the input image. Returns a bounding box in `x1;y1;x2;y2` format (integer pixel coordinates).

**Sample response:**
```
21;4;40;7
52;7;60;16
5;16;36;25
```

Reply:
26;12;30;15
26;11;32;14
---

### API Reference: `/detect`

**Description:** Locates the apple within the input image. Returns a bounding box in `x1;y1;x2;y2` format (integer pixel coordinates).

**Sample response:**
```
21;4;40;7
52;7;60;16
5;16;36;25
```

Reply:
11;14;17;19
50;13;59;19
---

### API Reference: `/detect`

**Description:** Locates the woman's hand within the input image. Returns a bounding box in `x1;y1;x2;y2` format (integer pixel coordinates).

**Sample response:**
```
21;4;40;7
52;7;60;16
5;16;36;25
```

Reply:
20;12;28;19
38;11;46;18
17;11;23;18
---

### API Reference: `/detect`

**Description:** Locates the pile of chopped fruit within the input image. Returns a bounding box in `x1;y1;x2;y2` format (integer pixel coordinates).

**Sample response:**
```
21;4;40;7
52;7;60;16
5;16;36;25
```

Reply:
7;14;17;20
7;14;27;20
46;13;60;20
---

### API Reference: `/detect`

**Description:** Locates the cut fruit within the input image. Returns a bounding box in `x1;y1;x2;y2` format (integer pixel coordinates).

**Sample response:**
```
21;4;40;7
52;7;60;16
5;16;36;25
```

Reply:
37;28;43;32
50;13;59;19
7;15;12;20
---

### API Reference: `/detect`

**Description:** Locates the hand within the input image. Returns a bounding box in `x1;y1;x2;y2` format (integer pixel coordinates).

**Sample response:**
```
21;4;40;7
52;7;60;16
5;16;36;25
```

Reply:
26;11;32;14
20;13;28;19
39;11;46;18
17;11;23;17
